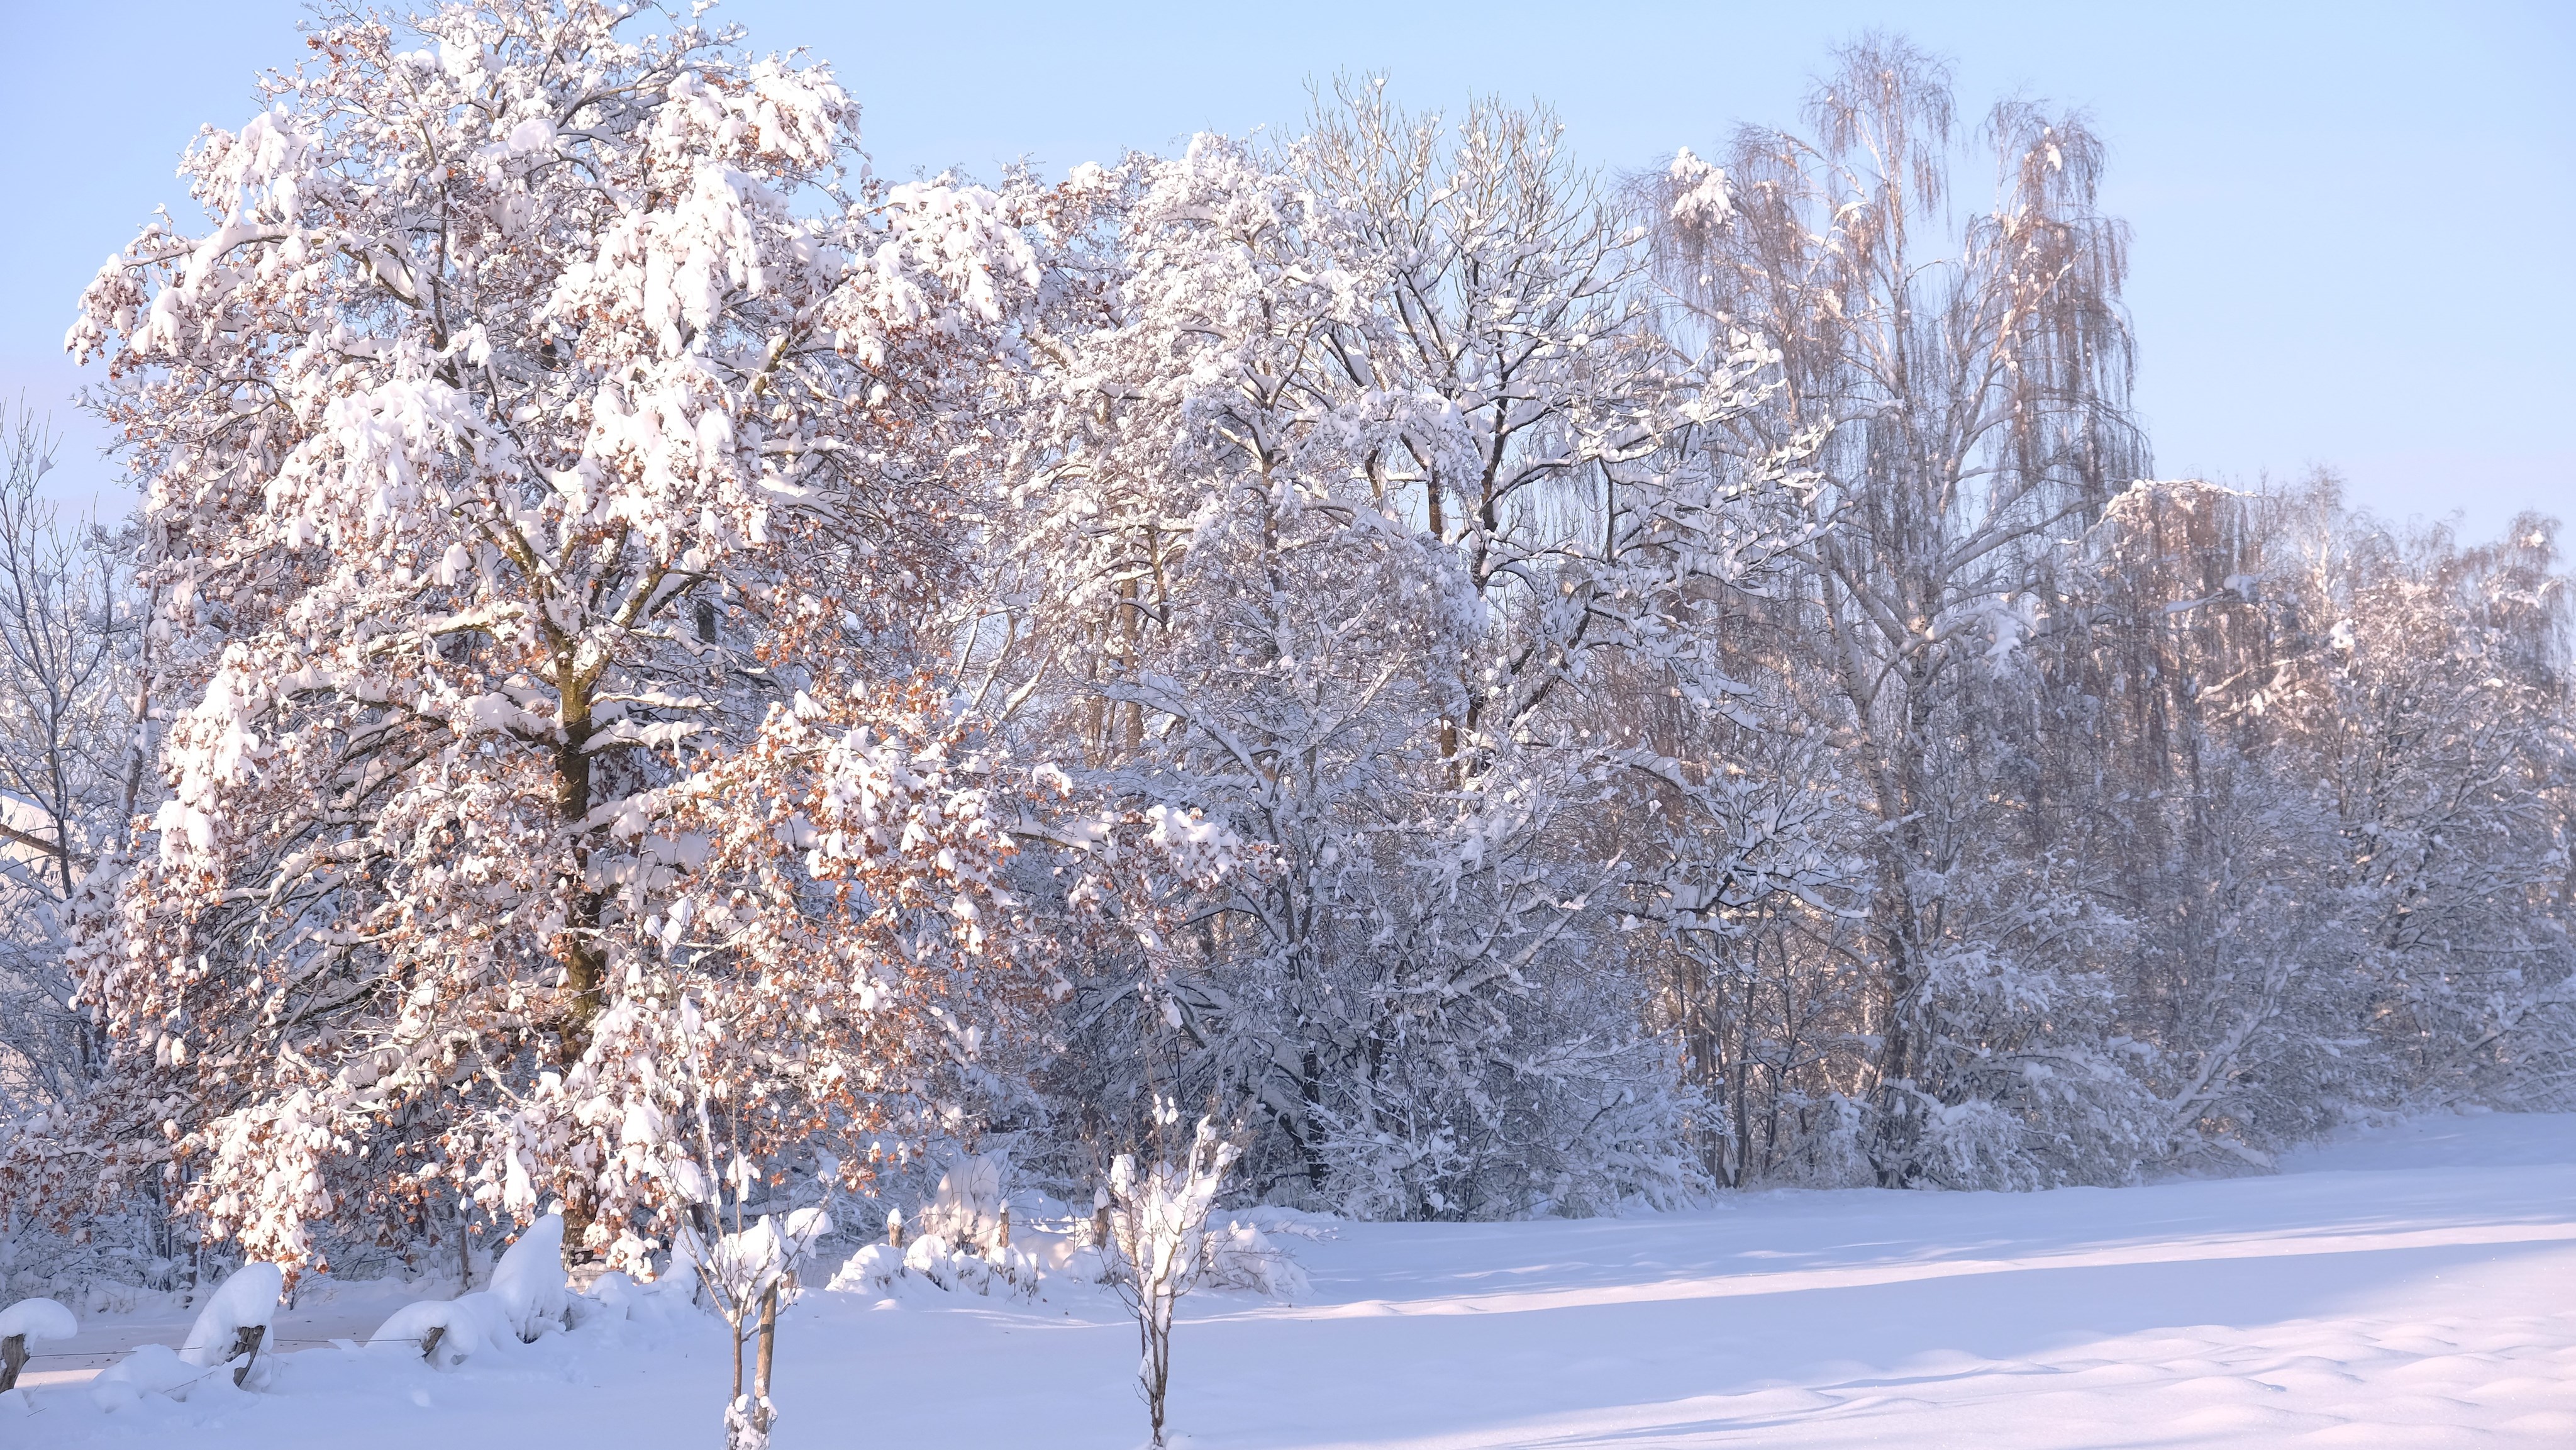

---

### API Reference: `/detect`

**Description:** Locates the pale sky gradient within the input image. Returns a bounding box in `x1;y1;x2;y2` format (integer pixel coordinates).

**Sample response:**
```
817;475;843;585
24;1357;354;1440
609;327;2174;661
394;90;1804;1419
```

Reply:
3;1;2568;537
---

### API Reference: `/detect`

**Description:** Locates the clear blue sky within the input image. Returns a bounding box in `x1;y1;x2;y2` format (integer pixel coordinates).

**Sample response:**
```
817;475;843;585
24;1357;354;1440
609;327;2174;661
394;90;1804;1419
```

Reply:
4;1;2568;538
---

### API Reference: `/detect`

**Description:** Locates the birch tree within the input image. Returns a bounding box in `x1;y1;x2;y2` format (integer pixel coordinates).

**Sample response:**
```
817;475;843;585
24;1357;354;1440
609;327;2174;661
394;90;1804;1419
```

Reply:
1652;36;2155;1183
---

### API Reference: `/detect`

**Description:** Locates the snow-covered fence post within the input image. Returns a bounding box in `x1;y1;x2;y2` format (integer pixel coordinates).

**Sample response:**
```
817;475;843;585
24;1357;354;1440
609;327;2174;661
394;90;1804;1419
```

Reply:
1104;1110;1244;1449
178;1262;282;1388
225;1325;266;1387
0;1297;77;1393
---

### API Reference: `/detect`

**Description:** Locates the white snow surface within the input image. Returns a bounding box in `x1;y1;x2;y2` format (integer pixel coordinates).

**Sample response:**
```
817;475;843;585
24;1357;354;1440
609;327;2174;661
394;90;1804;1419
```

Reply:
11;1110;2575;1447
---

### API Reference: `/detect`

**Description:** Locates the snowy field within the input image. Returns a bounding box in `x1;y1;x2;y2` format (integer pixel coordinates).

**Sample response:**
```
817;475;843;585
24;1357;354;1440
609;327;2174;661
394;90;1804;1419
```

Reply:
9;1111;2574;1449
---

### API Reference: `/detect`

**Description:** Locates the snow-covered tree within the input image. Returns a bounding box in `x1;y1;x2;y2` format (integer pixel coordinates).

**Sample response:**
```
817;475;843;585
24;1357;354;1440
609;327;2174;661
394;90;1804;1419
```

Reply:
0;406;162;1291
57;0;1048;1271
2072;482;2576;1152
994;87;1819;1217
14;8;2568;1315
1652;36;2160;1185
1101;1108;1243;1449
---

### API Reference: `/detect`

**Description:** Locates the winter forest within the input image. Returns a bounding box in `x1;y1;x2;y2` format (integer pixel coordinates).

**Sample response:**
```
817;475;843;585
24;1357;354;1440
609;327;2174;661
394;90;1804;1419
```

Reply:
1;1;2571;1446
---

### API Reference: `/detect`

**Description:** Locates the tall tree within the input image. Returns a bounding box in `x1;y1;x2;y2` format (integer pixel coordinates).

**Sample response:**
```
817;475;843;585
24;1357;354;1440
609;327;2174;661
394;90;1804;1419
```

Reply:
1653;36;2153;1183
1000;87;1820;1217
54;0;1048;1270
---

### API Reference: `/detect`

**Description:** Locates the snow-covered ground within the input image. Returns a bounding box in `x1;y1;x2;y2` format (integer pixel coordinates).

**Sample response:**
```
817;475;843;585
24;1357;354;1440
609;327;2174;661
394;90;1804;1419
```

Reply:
9;1111;2573;1447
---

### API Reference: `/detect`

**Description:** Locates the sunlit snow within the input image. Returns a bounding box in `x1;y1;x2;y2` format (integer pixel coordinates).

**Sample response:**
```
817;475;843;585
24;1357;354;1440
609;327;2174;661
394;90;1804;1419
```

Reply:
11;1111;2571;1447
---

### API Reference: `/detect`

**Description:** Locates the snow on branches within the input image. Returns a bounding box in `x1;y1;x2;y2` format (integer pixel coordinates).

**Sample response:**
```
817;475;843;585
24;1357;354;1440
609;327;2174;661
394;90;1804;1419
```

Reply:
989;86;1819;1217
58;0;1049;1269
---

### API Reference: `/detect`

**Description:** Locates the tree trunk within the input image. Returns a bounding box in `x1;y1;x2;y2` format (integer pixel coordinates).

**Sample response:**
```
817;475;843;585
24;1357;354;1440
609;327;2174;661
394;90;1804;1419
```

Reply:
553;703;606;1266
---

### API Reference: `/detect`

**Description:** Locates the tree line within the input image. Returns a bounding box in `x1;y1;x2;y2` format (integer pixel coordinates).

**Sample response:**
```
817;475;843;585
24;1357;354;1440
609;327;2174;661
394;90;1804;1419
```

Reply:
0;1;2566;1301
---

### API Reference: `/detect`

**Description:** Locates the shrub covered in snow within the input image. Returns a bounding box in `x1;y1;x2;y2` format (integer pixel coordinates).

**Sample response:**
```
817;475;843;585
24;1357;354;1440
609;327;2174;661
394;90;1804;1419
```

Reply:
1199;1220;1311;1300
826;1244;907;1295
1104;1114;1246;1447
903;1232;1040;1298
913;1153;1010;1250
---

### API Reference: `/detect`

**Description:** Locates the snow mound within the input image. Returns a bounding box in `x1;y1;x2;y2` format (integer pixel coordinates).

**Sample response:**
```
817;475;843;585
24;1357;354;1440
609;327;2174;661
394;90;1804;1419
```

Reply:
487;1212;568;1341
590;1269;640;1317
827;1243;905;1295
0;1297;77;1342
587;1267;687;1327
179;1262;282;1367
369;1293;506;1368
89;1343;204;1410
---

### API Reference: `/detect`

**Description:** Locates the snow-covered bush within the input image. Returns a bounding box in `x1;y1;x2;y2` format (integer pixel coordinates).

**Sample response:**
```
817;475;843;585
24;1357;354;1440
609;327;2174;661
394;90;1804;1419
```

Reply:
913;1153;1010;1251
1199;1219;1310;1301
826;1230;1038;1299
825;1244;906;1296
901;1232;1039;1298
